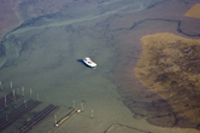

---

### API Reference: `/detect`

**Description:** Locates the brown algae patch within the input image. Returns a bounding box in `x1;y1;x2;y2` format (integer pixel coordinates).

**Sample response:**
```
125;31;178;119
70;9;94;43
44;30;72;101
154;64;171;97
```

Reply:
134;33;200;123
185;4;200;19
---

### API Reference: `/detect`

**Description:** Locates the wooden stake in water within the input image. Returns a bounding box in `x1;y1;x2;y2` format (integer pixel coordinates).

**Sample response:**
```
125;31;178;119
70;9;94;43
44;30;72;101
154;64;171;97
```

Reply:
30;88;33;99
21;87;24;97
10;81;12;90
54;115;57;124
81;103;84;111
73;100;75;109
4;95;7;108
91;109;93;118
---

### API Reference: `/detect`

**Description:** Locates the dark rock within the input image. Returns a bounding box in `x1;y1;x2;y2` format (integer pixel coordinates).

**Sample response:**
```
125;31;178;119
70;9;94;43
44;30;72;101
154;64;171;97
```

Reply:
174;43;180;46
188;49;194;56
184;47;191;53
156;74;169;82
169;64;173;67
182;62;188;66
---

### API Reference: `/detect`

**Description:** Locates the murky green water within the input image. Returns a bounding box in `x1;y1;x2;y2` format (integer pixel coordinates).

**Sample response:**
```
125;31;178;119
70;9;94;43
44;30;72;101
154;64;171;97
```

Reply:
0;0;145;132
0;0;158;105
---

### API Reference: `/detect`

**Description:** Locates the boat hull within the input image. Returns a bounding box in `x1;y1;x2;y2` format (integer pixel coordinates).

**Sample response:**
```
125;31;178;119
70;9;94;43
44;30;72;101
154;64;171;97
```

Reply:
83;57;97;68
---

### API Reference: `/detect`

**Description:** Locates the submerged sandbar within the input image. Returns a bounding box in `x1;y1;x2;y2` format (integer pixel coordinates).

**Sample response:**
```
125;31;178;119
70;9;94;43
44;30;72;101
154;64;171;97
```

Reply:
134;33;200;124
185;4;200;19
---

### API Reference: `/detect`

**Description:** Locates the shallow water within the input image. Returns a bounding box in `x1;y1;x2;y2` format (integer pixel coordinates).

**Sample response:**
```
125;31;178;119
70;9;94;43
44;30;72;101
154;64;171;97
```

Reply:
0;0;200;132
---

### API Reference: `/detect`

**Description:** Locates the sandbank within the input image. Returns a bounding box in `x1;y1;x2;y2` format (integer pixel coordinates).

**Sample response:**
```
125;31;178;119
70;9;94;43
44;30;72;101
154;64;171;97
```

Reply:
185;4;200;19
135;33;200;124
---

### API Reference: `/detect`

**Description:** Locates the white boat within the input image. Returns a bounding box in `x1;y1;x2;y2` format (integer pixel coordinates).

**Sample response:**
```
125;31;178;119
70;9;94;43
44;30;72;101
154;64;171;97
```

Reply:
83;57;97;68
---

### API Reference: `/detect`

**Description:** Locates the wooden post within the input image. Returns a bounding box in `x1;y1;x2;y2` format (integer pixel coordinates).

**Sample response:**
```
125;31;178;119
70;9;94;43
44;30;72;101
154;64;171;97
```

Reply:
91;109;93;118
30;88;33;99
21;87;24;97
10;81;12;90
13;89;16;102
73;100;75;109
81;103;84;111
54;115;57;125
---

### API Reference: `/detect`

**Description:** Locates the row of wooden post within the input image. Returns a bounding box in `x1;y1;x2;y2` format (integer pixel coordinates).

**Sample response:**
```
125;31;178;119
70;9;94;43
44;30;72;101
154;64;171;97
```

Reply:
1;81;39;98
54;100;94;126
1;81;95;126
0;81;40;110
72;100;93;118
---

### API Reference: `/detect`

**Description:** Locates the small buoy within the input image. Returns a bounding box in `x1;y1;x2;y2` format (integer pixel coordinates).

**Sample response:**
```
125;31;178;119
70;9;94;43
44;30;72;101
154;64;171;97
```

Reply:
77;110;81;113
